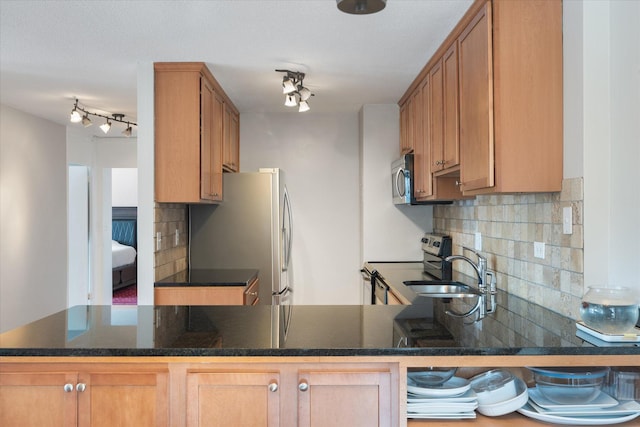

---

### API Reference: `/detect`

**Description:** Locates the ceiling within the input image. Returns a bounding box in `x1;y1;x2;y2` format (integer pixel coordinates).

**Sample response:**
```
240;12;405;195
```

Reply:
0;0;473;136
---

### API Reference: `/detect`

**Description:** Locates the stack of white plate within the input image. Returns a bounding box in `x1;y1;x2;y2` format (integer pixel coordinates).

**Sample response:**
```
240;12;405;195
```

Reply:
518;388;640;425
407;373;478;420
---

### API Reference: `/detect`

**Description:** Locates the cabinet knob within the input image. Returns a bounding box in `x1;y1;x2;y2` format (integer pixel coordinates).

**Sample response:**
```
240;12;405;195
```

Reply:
76;383;86;392
298;381;309;392
248;292;258;296
455;180;463;187
63;383;74;393
268;381;278;392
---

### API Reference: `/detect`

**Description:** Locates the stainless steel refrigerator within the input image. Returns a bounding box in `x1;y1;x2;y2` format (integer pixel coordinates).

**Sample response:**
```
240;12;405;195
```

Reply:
189;168;293;306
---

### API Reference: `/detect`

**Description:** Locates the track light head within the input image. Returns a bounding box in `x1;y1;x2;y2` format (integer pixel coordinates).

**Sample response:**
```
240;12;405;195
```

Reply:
282;76;296;94
298;100;310;113
122;125;132;137
70;108;82;123
298;86;311;102
100;120;111;134
81;114;92;127
284;94;297;107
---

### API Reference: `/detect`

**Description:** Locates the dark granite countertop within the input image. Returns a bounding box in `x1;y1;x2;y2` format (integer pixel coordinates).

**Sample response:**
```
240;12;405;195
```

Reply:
1;302;638;357
1;263;638;358
154;268;258;287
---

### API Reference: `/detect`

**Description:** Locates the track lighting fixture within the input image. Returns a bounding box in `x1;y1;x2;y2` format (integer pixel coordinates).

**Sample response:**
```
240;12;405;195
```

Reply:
275;70;314;112
69;99;137;135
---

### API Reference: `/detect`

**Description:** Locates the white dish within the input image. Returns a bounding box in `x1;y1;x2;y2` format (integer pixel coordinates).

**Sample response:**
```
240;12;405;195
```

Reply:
408;412;476;420
477;376;529;417
529;387;618;410
576;321;640;342
407;389;477;403
529;399;640;417
518;402;640;425
407;376;471;398
407;404;478;414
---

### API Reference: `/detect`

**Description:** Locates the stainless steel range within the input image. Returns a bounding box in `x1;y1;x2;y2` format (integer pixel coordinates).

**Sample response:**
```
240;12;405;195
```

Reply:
421;233;452;280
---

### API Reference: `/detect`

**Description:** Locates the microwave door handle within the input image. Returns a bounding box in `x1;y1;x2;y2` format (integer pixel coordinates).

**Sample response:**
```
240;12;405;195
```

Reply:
395;168;406;197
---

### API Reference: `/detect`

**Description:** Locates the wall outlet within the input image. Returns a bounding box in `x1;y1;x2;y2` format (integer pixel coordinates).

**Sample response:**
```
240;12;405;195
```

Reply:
534;241;545;259
156;231;162;251
562;206;573;234
474;232;482;251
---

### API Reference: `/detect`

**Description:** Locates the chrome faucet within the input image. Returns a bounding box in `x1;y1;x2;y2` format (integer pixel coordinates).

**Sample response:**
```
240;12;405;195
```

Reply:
444;247;496;320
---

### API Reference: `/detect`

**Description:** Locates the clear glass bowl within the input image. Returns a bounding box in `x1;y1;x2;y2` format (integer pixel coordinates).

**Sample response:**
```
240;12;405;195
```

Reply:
529;367;608;404
580;286;639;334
408;367;457;387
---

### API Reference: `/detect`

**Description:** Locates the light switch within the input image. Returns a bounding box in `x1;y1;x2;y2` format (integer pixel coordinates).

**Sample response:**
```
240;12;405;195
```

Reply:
534;241;545;259
175;229;180;246
563;206;573;234
475;232;482;251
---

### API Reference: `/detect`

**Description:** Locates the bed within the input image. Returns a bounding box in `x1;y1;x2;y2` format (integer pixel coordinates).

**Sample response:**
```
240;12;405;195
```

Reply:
112;207;137;291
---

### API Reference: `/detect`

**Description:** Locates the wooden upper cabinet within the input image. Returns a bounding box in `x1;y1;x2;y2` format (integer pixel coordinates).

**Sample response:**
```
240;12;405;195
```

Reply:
458;0;563;195
399;0;562;197
223;104;240;172
155;62;238;203
413;78;432;200
441;42;460;172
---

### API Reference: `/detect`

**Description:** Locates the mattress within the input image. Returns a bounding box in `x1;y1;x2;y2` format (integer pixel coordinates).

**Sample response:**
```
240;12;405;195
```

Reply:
112;240;136;268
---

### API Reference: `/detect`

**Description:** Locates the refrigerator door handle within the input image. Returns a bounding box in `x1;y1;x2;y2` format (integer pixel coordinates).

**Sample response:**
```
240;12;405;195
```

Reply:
282;186;293;272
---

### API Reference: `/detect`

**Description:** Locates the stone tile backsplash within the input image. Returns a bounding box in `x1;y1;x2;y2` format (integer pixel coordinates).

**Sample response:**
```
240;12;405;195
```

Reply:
154;203;188;281
434;177;584;320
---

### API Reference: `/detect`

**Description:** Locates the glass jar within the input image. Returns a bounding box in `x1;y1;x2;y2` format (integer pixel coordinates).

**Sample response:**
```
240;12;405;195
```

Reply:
580;286;639;334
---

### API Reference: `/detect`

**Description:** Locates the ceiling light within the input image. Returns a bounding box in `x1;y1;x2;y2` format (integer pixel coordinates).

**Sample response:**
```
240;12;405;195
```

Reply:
282;76;296;94
284;94;297;107
298;86;311;102
276;70;314;113
100;120;111;134
70;108;82;123
337;0;386;14
298;100;310;113
68;99;137;135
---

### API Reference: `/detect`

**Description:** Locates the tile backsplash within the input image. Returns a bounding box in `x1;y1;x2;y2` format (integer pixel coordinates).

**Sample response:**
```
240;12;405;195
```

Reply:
434;178;584;320
154;203;188;281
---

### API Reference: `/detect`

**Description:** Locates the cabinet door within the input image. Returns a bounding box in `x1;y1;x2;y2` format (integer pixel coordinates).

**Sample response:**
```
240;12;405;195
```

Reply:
186;371;280;427
201;81;223;202
297;370;392;427
223;105;240;172
429;59;444;173
78;371;169;427
458;2;494;193
399;102;408;155
442;42;460;171
0;371;78;427
413;78;432;200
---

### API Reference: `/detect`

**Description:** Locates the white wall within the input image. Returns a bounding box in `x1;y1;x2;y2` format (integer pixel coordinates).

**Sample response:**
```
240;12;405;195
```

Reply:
112;168;138;207
575;1;640;295
240;112;362;304
0;105;67;333
360;104;433;263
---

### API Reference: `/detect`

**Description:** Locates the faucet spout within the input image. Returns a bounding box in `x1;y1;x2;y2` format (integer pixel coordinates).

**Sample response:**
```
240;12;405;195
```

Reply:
444;254;484;287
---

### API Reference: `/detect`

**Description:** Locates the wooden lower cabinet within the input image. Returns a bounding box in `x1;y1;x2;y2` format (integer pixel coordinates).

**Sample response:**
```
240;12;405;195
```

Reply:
3;354;639;427
184;363;396;427
0;363;169;427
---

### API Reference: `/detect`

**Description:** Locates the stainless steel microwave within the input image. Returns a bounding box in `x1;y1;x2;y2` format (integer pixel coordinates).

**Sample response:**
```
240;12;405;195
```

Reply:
391;154;452;205
391;154;413;205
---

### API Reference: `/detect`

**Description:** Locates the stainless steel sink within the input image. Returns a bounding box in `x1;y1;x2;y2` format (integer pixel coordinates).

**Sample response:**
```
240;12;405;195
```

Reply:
403;281;481;298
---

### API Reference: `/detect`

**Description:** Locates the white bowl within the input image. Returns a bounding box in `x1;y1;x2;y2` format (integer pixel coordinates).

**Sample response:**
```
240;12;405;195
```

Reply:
470;369;517;405
477;377;529;417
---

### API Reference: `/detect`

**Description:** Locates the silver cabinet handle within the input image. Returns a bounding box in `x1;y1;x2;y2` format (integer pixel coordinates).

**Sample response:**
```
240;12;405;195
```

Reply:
63;383;74;392
76;383;86;392
268;381;278;392
298;381;309;392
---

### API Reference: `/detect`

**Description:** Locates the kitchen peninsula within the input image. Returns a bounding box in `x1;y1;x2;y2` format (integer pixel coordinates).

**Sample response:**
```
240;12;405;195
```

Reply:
1;295;638;426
